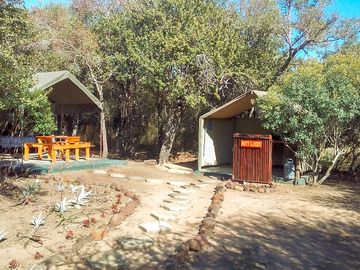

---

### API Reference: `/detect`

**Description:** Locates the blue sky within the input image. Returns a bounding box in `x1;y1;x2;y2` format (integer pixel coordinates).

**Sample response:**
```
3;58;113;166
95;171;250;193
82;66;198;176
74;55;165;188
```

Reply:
328;0;360;18
24;0;360;18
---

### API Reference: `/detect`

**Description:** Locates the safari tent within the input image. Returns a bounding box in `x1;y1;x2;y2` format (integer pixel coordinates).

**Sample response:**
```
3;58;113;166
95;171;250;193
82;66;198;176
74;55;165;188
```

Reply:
198;90;295;176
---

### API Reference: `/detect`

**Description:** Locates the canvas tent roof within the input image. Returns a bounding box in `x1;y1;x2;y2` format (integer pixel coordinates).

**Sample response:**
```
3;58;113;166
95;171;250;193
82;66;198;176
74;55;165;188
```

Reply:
31;71;102;114
200;90;267;119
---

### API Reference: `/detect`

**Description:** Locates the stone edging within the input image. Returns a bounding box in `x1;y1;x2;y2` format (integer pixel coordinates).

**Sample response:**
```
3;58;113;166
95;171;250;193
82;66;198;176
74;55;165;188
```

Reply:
138;183;227;270
32;184;140;270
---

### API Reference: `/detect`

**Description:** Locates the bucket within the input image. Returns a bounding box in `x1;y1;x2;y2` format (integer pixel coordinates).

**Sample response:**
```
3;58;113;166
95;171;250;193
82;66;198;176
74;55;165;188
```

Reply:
284;158;295;180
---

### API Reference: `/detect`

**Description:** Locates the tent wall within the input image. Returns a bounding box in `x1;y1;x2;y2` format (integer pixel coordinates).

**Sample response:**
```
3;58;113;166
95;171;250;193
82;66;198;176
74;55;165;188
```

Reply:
199;117;287;170
234;118;267;134
199;118;233;167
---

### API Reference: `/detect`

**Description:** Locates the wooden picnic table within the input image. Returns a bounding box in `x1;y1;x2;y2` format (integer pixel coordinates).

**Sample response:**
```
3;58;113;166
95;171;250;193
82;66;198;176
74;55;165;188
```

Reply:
23;136;90;163
36;135;80;144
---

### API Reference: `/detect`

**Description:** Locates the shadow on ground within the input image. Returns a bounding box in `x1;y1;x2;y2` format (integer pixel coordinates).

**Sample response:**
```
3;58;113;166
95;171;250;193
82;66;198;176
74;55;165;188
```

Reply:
187;215;360;270
311;178;360;213
186;181;360;270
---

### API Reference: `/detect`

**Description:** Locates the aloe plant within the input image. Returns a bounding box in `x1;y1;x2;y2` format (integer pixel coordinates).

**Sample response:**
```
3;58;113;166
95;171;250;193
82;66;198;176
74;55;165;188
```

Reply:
34;179;41;190
69;184;79;193
0;229;7;241
31;213;44;229
55;183;65;192
55;198;70;214
71;185;91;209
22;186;32;197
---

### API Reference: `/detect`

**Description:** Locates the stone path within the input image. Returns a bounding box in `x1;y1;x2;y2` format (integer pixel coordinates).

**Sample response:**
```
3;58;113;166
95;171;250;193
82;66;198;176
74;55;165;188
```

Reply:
139;178;219;235
69;171;221;269
91;170;220;236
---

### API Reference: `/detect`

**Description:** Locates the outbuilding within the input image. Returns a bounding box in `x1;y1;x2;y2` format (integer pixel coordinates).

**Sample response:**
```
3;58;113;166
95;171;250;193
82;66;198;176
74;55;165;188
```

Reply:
31;71;106;155
198;90;296;181
32;71;102;121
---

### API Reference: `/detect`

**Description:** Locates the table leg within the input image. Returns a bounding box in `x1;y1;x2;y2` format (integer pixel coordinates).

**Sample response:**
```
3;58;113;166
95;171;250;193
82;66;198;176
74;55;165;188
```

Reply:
85;147;90;160
65;148;70;162
38;146;43;160
50;147;56;164
47;147;51;160
24;144;29;161
75;148;79;161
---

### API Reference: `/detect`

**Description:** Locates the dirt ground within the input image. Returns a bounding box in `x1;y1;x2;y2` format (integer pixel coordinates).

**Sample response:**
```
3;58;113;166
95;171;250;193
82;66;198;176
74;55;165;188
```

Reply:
0;161;219;269
0;161;359;270
187;180;360;270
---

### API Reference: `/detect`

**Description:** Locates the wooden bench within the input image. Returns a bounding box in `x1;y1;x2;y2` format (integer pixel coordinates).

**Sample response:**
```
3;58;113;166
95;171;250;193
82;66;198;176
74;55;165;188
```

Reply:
51;142;91;163
23;142;48;161
24;136;91;163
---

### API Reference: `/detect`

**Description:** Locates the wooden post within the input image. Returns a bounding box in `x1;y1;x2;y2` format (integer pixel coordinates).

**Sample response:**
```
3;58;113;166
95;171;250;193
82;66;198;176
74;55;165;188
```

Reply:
99;126;103;158
60;104;64;135
99;110;108;158
295;159;301;179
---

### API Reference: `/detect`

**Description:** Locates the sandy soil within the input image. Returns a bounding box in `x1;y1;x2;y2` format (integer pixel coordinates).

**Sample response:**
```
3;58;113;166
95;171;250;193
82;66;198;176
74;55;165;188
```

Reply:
0;161;219;269
187;181;360;270
1;160;359;270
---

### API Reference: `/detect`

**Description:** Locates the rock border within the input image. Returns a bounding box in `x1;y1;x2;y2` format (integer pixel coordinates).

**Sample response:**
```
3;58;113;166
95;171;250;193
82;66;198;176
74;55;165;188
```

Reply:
224;179;275;193
138;183;226;270
32;184;141;270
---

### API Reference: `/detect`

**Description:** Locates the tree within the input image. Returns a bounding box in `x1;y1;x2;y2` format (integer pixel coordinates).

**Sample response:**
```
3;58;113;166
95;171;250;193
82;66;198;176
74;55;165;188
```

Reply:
0;0;56;136
267;0;360;87
0;0;32;110
119;0;259;163
257;54;360;184
30;5;113;157
327;44;360;179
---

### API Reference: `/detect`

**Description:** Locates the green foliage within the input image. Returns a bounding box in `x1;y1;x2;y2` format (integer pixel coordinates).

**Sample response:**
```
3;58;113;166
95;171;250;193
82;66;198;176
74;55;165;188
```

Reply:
0;0;33;110
6;0;357;163
23;89;57;135
257;51;360;180
0;1;56;136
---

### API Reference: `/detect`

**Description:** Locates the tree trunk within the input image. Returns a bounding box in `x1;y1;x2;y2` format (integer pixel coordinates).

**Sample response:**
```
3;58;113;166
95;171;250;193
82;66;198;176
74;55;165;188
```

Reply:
158;111;180;165
87;64;109;158
318;152;342;185
347;152;360;180
100;110;108;158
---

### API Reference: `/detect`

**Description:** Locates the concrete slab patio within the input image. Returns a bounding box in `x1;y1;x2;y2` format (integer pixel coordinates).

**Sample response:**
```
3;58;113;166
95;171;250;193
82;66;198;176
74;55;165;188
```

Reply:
0;158;128;174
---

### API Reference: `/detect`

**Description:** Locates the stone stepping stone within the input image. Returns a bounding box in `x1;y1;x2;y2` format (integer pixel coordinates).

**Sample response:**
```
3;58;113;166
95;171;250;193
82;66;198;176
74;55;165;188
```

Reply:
199;178;218;183
145;178;163;184
139;221;172;233
93;169;107;175
181;184;198;189
118;236;154;250
151;212;178;222
191;182;209;188
167;180;186;186
162;204;187;212
164;196;189;203
109;173;126;178
168;193;189;199
86;251;128;269
163;197;189;205
174;188;195;194
128;176;146;181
